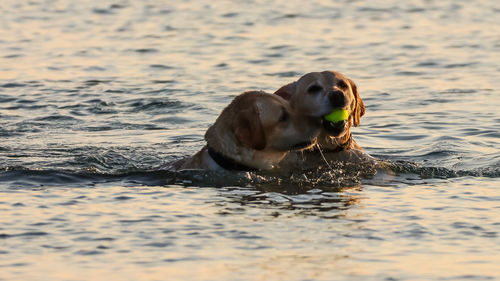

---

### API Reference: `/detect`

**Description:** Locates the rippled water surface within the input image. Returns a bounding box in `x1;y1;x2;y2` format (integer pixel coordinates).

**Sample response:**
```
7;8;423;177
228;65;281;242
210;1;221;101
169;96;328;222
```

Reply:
1;1;499;280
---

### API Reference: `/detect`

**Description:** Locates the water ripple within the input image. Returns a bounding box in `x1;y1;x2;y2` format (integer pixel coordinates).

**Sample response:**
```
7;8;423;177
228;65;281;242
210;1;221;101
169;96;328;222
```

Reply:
1;1;499;279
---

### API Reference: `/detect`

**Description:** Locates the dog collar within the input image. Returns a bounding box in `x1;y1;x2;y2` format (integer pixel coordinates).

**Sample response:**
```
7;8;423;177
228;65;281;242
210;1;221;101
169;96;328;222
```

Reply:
207;146;258;172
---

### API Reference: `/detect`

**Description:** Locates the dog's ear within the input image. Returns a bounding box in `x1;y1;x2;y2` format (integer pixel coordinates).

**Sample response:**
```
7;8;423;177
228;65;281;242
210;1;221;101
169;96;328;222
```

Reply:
274;82;296;100
235;105;266;150
347;78;365;127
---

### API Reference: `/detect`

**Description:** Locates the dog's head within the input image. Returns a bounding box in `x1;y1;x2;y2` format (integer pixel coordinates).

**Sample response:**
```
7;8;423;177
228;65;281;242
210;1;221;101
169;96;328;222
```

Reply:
205;91;320;169
275;71;365;139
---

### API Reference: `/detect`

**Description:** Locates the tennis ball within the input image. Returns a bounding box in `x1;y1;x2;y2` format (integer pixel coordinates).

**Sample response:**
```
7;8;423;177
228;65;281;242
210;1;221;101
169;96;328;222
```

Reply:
324;109;349;123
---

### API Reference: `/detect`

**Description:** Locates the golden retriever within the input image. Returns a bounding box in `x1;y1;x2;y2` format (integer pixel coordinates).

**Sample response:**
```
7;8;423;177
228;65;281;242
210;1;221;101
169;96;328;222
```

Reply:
170;91;320;171
275;70;365;152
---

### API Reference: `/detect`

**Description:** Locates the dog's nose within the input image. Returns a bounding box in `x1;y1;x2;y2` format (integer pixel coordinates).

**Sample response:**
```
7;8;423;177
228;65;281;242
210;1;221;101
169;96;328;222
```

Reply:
328;90;346;108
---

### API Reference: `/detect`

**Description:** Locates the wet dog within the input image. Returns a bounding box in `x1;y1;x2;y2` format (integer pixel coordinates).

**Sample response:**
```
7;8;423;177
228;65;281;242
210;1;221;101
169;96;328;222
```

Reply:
275;70;365;152
170;91;320;171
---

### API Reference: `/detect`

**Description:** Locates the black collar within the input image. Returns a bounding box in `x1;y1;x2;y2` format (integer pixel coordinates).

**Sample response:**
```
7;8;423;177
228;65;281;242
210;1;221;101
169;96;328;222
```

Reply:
207;146;258;172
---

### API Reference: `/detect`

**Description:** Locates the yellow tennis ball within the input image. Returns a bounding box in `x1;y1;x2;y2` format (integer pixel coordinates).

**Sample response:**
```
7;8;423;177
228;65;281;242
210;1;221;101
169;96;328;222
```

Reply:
324;109;349;123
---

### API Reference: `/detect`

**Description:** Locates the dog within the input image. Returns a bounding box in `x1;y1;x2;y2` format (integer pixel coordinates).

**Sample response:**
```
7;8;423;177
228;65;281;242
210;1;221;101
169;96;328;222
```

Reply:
169;91;320;171
274;70;365;152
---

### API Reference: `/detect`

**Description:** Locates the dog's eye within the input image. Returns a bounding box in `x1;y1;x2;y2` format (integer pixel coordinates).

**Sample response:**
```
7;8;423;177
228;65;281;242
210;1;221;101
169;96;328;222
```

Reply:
337;80;348;90
279;109;289;123
307;84;323;94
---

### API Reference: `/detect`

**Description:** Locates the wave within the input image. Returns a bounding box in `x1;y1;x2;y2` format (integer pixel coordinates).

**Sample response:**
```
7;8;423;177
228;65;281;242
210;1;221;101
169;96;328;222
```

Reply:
0;158;497;190
378;160;500;179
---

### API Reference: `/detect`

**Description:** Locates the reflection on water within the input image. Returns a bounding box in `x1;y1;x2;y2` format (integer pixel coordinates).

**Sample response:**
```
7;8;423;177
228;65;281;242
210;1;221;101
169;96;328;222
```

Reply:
1;178;498;280
1;0;499;280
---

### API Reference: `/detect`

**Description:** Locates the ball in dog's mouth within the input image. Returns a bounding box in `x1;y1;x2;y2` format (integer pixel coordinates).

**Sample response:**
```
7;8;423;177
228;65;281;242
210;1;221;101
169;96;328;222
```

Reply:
322;119;346;137
324;109;349;123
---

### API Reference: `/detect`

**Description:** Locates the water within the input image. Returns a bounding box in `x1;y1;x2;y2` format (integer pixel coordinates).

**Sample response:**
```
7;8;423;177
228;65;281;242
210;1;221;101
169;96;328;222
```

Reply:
1;0;499;280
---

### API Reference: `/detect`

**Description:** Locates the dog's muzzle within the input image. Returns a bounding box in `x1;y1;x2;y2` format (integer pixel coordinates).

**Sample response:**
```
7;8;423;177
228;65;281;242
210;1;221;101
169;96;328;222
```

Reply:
329;90;347;108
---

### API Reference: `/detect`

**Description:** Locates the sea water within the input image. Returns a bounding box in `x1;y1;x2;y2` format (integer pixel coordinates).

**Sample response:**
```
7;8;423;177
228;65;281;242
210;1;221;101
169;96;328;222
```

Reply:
0;1;499;280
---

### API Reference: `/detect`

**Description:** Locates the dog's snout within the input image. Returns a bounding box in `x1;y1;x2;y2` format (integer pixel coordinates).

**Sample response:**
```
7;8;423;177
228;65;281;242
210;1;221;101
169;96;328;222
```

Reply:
328;90;346;108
